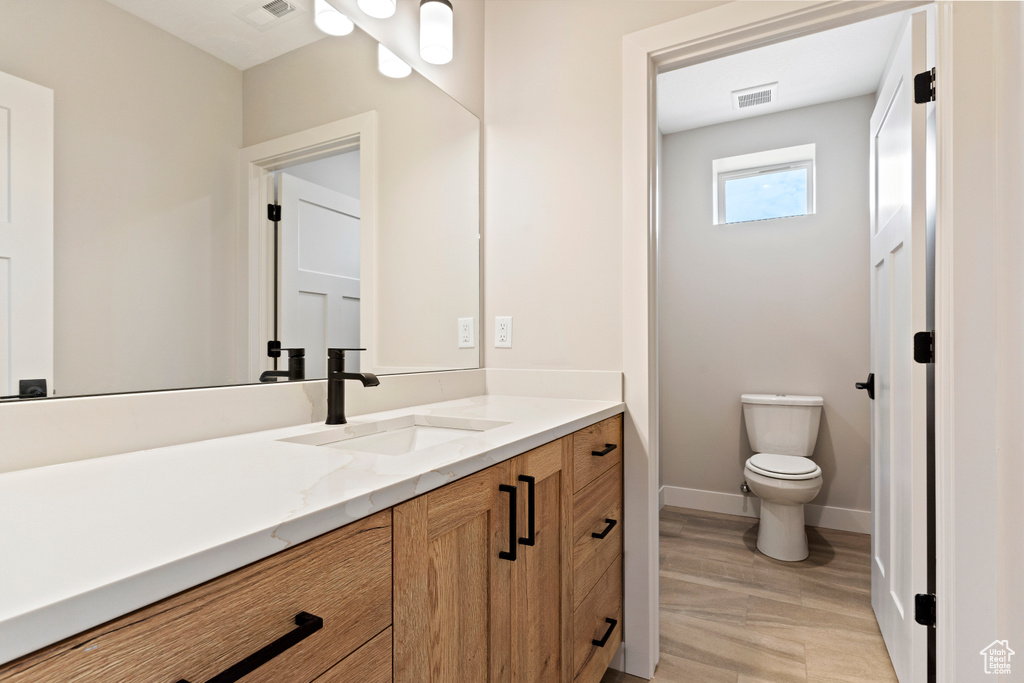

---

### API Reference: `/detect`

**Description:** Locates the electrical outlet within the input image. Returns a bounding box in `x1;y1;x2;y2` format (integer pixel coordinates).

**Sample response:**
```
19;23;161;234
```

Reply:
458;317;475;348
495;316;513;348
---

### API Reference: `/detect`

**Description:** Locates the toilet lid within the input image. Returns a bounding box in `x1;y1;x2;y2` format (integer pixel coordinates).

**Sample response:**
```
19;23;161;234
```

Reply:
746;453;821;480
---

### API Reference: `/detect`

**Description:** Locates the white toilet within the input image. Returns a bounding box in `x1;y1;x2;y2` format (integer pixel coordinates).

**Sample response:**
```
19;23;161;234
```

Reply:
741;393;824;562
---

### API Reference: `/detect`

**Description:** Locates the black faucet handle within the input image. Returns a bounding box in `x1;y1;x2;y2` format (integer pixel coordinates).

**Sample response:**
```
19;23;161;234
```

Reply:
284;348;305;358
328;348;366;355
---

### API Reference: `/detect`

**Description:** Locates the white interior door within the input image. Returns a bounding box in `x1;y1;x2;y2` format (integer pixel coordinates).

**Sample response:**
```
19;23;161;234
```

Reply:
278;173;361;378
869;12;930;683
0;71;53;398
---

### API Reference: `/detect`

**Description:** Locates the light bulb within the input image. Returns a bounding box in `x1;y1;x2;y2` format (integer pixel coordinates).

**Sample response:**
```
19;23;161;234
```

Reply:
419;0;453;65
378;43;411;78
314;0;354;36
358;0;396;19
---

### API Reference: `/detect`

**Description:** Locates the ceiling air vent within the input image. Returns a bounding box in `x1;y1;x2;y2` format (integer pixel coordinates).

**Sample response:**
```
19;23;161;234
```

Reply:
732;82;779;110
235;0;302;31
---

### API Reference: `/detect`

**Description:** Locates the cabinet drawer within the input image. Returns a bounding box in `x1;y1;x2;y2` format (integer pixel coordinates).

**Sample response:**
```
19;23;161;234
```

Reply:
573;555;622;683
0;511;392;683
572;415;623;493
314;627;392;683
572;463;622;611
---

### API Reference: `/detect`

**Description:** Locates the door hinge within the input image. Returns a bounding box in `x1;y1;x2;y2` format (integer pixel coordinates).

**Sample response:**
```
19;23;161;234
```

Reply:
915;593;936;627
914;68;936;103
267;203;282;222
914;331;934;364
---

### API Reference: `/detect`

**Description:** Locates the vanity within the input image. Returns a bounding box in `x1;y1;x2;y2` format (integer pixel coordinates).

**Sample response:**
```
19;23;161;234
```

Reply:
0;398;624;683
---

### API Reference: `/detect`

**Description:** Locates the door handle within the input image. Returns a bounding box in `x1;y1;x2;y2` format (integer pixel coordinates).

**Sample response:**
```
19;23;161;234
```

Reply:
517;475;536;547
855;373;875;400
499;484;517;561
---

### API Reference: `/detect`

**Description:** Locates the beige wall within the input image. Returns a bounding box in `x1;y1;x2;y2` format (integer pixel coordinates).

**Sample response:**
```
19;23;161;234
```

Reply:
0;0;244;396
244;26;480;373
483;0;722;371
658;96;874;512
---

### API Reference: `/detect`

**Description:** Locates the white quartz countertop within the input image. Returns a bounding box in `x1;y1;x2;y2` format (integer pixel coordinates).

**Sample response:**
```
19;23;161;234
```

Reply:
0;394;622;665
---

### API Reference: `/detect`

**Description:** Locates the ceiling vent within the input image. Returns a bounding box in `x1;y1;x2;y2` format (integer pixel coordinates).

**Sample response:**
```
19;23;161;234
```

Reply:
235;0;302;31
732;82;779;110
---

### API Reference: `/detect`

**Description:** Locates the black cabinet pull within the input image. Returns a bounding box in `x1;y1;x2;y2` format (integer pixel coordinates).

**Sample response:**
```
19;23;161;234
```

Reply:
592;444;617;457
518;475;536;547
175;611;323;683
592;518;617;540
499;484;517;561
592;618;618;647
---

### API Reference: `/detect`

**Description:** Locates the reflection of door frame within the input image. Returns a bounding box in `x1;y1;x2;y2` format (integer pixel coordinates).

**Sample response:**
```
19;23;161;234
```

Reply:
621;2;943;679
239;112;377;380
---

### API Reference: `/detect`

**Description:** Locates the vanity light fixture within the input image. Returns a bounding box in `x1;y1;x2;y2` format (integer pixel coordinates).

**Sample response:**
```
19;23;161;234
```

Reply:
358;0;397;19
314;0;354;36
419;0;453;65
378;43;412;78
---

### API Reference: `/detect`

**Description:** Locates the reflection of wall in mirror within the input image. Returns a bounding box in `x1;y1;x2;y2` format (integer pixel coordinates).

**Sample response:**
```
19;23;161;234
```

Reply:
0;0;243;396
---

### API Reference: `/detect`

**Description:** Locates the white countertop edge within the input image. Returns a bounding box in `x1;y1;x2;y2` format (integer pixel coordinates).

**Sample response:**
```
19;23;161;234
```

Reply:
0;398;623;665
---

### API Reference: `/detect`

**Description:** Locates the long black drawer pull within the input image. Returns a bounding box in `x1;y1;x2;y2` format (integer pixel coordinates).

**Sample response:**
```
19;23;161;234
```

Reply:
592;444;617;457
592;518;617;540
518;475;536;547
175;611;323;683
499;484;518;561
592;618;618;647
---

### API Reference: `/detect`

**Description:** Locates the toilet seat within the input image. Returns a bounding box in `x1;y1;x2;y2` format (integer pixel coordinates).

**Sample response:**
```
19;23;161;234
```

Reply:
745;453;821;480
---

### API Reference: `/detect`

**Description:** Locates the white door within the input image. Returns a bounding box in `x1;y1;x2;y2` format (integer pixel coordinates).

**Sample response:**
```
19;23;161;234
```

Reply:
0;71;53;398
278;173;361;379
869;11;930;683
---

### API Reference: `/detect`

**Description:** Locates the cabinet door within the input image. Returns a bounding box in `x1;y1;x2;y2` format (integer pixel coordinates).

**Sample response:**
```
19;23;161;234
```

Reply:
510;438;572;683
394;462;514;683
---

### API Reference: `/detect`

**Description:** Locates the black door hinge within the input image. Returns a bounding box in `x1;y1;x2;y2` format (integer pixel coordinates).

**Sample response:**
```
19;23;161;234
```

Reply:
268;203;282;222
915;593;936;627
914;68;936;103
914;331;935;364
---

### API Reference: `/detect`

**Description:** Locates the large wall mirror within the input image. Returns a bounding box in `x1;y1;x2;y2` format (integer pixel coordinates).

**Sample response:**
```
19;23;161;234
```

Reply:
0;0;480;399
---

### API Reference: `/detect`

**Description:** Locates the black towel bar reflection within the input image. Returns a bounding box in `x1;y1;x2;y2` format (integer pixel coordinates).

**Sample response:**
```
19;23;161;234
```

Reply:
175;611;322;683
591;444;617;457
592;618;618;647
592;518;617;540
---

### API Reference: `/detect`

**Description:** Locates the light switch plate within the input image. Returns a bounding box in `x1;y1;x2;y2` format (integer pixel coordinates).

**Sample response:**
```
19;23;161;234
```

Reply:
495;316;512;348
458;318;475;348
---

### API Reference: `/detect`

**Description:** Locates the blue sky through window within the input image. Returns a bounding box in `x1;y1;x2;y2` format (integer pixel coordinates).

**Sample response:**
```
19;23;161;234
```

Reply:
724;168;808;223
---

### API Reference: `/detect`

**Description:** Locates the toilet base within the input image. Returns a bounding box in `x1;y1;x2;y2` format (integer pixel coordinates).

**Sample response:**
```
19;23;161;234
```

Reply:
756;500;809;562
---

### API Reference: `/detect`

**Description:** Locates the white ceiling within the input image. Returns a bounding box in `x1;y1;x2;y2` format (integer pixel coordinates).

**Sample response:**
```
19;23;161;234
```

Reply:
104;0;326;70
657;12;906;135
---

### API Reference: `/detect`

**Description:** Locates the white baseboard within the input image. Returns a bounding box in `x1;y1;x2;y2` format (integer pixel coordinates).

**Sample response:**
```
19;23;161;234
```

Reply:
660;485;871;534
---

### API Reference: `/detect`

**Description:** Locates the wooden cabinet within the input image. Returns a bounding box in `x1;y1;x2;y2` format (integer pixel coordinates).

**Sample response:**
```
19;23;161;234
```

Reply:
393;461;513;683
1;413;625;683
510;438;573;683
393;438;574;683
570;417;624;683
0;510;393;683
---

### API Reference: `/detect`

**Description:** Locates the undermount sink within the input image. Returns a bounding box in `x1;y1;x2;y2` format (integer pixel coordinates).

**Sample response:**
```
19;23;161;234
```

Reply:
280;415;510;456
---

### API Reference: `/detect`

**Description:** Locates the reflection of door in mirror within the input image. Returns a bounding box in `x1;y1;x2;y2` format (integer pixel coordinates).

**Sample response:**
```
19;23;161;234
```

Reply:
277;151;362;378
0;70;53;399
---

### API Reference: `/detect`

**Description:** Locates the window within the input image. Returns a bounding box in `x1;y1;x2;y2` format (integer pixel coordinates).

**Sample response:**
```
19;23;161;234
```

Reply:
712;144;815;225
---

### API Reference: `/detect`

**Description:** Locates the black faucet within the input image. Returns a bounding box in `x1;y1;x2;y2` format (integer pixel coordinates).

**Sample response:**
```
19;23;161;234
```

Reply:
327;348;379;425
259;348;306;383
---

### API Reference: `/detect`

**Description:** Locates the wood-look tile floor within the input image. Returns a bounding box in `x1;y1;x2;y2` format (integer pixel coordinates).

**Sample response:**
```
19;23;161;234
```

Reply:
601;506;898;683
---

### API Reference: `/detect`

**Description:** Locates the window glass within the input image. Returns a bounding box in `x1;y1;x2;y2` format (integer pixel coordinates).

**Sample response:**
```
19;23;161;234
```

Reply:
724;167;808;223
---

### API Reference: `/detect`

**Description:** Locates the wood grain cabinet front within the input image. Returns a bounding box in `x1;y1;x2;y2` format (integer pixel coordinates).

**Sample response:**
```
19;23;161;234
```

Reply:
571;415;623;494
0;511;393;683
393;437;573;683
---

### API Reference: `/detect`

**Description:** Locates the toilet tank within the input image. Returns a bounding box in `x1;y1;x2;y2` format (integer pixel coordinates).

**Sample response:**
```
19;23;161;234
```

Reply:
741;394;823;457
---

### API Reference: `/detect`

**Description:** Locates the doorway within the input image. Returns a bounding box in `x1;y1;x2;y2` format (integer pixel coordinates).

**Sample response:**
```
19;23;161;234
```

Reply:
618;2;937;681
